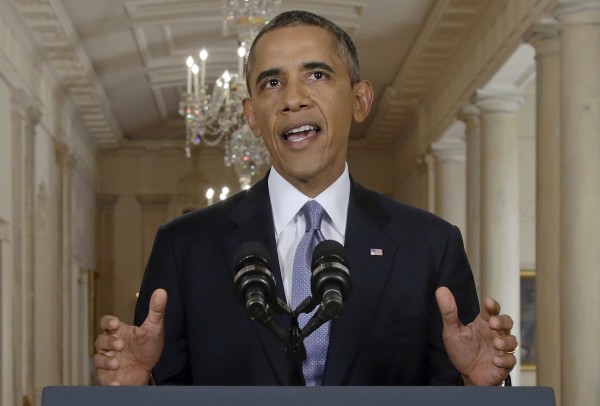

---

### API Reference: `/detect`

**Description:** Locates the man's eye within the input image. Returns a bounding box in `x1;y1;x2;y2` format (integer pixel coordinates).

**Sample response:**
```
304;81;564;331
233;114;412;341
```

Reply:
309;71;327;80
264;79;280;88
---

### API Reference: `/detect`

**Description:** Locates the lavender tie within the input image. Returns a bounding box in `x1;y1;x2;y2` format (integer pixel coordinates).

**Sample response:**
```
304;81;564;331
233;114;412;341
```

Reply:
291;200;329;386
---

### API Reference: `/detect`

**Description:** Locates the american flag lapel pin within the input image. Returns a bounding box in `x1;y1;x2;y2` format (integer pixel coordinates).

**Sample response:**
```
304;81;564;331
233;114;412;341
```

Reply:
370;248;383;256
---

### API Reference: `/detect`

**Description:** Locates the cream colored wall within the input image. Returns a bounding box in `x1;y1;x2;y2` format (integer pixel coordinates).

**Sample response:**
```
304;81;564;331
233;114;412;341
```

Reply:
390;124;431;211
347;146;397;197
393;163;429;210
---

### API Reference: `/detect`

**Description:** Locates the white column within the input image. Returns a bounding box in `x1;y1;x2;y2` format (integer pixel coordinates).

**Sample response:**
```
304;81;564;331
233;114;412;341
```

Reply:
476;92;523;384
555;2;600;404
528;22;561;400
458;105;482;294
431;138;467;235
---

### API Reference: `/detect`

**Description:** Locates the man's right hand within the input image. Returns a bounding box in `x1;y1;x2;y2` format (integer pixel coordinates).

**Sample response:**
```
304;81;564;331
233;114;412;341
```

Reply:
94;288;167;386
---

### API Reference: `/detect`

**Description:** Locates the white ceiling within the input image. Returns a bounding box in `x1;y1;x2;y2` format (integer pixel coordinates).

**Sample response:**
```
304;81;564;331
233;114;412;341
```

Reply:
9;0;546;149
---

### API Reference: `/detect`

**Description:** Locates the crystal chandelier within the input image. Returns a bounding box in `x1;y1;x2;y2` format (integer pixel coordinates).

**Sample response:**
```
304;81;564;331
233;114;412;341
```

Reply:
179;0;280;190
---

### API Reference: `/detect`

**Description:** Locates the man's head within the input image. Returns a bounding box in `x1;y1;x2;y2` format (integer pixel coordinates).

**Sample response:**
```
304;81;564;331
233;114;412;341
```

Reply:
242;11;373;197
245;10;361;96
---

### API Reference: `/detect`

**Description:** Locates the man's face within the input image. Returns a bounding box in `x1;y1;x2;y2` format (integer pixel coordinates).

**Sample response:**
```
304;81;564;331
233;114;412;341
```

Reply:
243;25;372;196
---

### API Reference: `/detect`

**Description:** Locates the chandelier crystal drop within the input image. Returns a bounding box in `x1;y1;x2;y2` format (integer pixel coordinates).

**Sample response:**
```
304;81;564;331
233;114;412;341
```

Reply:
179;0;281;190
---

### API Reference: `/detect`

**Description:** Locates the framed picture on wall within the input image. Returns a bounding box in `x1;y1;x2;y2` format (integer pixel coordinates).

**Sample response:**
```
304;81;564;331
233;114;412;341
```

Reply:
520;270;536;370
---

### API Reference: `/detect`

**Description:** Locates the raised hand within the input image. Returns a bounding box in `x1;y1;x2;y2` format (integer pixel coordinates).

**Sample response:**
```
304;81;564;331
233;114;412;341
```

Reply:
435;286;518;386
94;289;167;386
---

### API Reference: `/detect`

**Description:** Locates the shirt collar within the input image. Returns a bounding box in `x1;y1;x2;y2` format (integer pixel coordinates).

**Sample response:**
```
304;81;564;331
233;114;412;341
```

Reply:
268;164;350;236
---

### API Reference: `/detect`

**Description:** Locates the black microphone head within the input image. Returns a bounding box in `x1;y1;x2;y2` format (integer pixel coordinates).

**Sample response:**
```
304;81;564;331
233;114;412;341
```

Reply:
310;240;352;306
311;239;346;269
233;241;271;271
232;241;278;316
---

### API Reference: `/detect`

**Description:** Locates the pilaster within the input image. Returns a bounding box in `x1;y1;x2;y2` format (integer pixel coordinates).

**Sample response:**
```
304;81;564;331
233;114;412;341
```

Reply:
54;140;76;385
95;194;119;325
136;194;172;278
10;89;42;405
0;219;13;406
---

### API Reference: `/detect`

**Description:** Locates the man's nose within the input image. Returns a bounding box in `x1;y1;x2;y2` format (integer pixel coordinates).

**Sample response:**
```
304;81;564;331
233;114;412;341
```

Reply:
281;80;311;113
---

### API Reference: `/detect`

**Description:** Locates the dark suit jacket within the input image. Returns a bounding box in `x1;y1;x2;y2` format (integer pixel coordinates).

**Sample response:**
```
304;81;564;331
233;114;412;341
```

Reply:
134;175;479;385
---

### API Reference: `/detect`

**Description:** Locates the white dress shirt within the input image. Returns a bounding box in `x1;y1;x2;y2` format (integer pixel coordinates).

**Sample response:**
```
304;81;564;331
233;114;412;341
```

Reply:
268;164;350;305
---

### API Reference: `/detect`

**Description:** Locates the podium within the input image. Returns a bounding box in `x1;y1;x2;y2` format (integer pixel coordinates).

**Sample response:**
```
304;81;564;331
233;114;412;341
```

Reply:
42;385;555;405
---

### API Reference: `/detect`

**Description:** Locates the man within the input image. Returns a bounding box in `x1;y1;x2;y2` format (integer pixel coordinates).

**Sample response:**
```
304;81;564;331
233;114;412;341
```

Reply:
94;10;517;387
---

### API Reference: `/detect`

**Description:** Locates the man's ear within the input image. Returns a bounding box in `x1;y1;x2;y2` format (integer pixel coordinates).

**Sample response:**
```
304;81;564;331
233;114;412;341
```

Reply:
352;80;373;124
242;98;261;138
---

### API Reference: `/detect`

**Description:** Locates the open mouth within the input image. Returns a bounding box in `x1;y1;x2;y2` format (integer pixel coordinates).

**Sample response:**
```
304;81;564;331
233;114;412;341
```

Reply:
283;124;321;143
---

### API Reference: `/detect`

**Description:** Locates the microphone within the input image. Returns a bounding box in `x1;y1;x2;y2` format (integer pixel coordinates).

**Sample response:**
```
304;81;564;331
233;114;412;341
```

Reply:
301;240;352;338
233;241;290;342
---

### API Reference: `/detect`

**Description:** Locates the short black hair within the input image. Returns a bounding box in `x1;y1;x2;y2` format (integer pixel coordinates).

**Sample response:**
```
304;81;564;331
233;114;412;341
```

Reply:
245;10;360;95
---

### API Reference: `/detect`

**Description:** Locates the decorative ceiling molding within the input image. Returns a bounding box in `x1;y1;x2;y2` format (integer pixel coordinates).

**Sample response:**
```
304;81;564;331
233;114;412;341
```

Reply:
13;0;122;144
9;0;551;152
282;0;365;35
366;0;554;149
365;0;487;148
424;0;554;143
125;0;222;22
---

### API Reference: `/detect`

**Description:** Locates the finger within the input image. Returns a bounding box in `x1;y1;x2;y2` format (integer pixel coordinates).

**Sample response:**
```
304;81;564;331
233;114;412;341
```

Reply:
97;370;121;387
489;314;514;332
95;333;125;353
493;353;517;370
493;335;519;352
100;315;121;333
482;297;500;321
435;286;461;333
487;315;514;334
143;288;168;330
97;370;113;386
93;352;120;371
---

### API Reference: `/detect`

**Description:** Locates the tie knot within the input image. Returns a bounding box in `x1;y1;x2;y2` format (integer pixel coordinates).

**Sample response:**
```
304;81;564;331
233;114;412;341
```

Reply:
301;200;326;232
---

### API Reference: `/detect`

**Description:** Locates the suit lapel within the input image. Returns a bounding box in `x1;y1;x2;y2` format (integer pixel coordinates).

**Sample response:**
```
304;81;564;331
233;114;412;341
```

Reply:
222;176;291;384
322;181;398;385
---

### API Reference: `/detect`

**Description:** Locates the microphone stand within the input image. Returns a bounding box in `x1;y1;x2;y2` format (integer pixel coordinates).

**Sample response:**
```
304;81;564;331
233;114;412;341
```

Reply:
252;294;334;386
287;312;307;386
287;296;333;386
244;294;307;385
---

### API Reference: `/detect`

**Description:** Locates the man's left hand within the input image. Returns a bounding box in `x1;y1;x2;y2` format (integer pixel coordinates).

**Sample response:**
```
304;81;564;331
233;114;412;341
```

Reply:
435;286;518;386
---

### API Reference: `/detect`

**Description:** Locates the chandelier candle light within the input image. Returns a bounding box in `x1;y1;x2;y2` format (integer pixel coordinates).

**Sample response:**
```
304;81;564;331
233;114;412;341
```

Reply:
179;1;280;190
